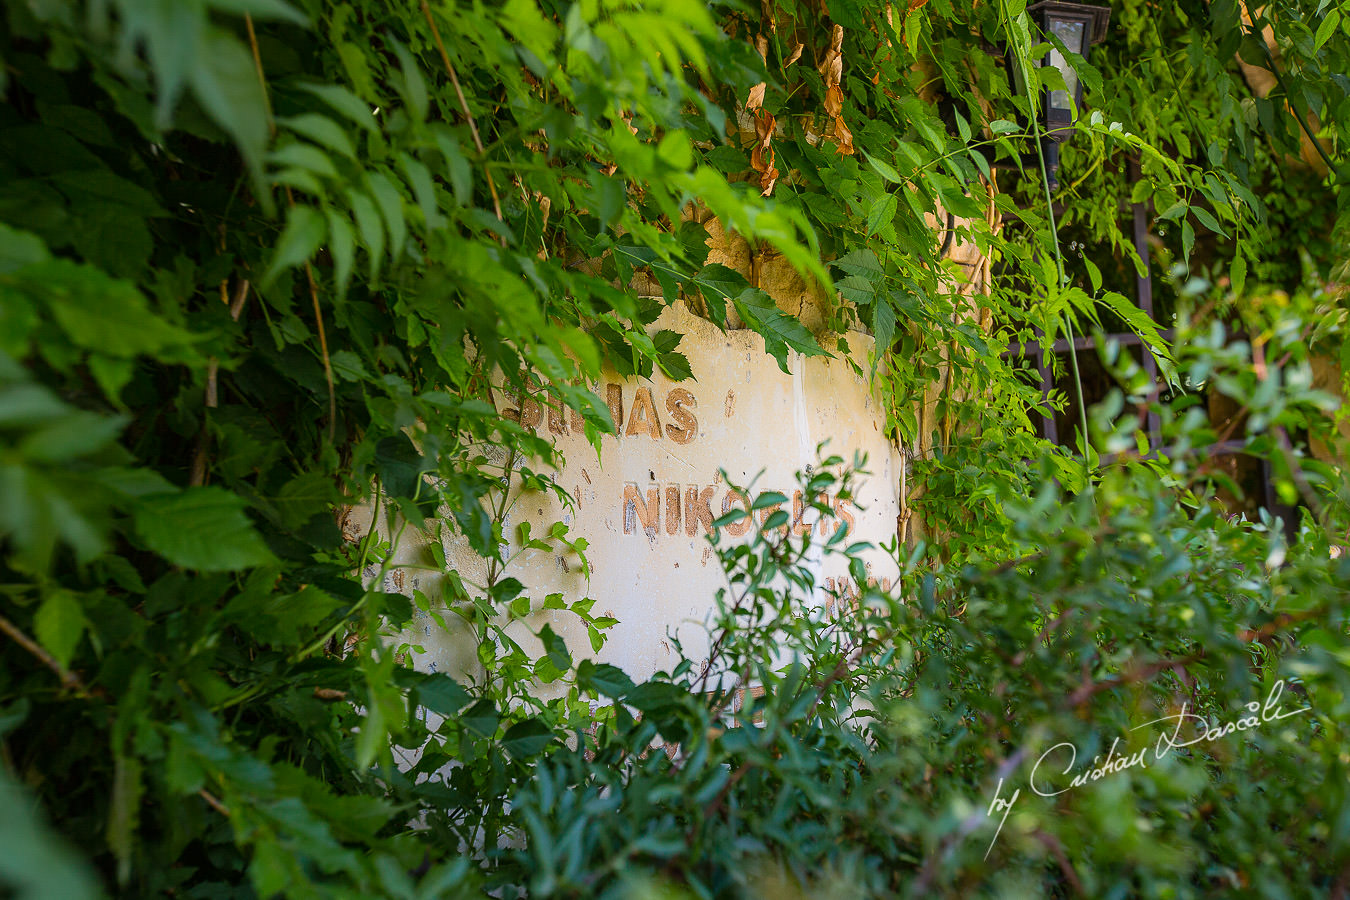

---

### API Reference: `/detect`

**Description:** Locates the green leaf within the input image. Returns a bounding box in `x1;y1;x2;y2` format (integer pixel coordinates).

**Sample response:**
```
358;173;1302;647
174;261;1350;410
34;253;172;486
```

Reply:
969;147;991;181
24;259;194;360
832;249;883;278
268;142;338;179
66;202;151;276
0;224;50;274
539;624;571;671
330;350;369;383
873;299;896;353
460;698;498;737
278;113;357;160
113;0;204;130
1158;200;1188;222
1084;256;1103;294
164;729;205;794
1191;205;1228;237
752;491;788;510
704;144;749;173
1231;255;1247;297
588;169;627;227
400;153;444;229
374;434;428;504
731;289;828;372
954;108;971;143
625;681;686;716
249;839;293;898
134;488;276;571
416;675;471;716
658;130;693;169
390;40;429;122
189;29;271;196
367;173;407;263
325;208;355;297
501;717;554;759
434;127;473;203
865;192;898;236
1316;9;1341;48
656;351;693;381
34;591;85;670
691;263;750;327
0;769;101;900
347;190;386;280
1097;290;1173;364
19;410;126;463
298;83;379;133
577;659;635;699
263;206;326;286
862;151;903;184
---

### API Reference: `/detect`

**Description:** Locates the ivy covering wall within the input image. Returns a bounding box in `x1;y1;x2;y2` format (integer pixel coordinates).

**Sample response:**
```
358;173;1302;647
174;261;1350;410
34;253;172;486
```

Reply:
1;0;1349;896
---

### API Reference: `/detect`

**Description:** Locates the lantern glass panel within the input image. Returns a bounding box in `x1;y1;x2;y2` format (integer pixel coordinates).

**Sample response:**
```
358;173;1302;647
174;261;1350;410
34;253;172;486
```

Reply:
1046;18;1086;111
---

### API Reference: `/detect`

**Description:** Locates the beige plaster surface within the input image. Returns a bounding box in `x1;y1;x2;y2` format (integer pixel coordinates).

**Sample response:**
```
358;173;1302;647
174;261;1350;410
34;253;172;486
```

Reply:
363;302;904;688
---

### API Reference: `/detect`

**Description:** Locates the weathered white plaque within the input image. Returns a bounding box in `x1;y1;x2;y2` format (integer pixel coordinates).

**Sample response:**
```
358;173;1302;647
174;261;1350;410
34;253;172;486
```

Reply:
382;303;902;685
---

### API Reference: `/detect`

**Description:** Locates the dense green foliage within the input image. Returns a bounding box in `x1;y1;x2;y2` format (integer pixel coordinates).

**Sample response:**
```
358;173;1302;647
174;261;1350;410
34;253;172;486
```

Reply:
2;0;1350;896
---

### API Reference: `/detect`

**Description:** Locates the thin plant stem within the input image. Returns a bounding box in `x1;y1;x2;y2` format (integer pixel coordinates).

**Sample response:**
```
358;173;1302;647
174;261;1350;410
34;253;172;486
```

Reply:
1001;0;1094;485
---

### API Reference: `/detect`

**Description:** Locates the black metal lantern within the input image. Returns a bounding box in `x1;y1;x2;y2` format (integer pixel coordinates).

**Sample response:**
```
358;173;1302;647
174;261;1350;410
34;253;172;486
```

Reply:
1024;1;1111;189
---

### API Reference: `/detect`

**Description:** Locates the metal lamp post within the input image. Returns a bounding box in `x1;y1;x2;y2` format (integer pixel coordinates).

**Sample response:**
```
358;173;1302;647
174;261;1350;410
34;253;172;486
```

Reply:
1025;1;1111;190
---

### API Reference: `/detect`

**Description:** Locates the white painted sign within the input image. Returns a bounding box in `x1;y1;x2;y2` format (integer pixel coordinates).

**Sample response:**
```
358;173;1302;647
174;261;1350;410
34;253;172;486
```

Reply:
380;303;903;685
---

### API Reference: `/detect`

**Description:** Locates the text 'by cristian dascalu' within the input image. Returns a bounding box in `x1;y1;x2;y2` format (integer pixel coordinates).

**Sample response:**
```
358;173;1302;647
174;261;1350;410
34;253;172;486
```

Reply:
983;679;1312;857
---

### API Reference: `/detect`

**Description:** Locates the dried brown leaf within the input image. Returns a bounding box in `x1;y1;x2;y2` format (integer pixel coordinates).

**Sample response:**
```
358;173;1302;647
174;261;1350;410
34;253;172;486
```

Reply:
747;82;767;111
749;109;778;194
832;115;854;155
824;84;843;117
753;109;776;144
759;165;779;196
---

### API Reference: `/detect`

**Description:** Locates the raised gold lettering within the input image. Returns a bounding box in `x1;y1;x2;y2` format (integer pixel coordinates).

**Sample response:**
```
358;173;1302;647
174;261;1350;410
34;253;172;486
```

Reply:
664;388;698;444
721;490;753;537
547;400;567;435
625;386;662;438
791;490;813;536
521;393;542;429
685;485;715;536
834;497;855;535
622;483;659;533
606;383;624;433
665;485;682;535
